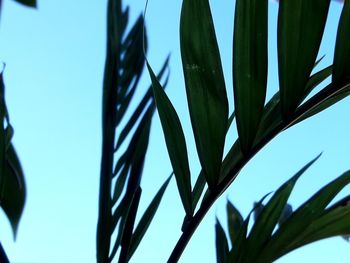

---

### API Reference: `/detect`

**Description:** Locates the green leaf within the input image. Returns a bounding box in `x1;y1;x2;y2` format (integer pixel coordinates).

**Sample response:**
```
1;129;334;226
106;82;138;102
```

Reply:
333;0;350;86
294;82;350;125
147;62;192;216
128;175;172;261
278;0;330;117
115;56;169;150
215;218;229;263
229;194;270;263
12;0;36;8
226;200;244;248
0;144;26;239
180;0;228;188
192;171;206;213
119;187;142;263
296;195;350;247
255;64;332;143
261;170;350;262
233;0;268;153
245;155;320;262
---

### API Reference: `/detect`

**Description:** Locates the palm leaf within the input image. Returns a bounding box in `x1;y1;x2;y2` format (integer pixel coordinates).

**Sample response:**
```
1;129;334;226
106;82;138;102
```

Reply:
278;0;330;117
233;0;268;153
180;0;228;188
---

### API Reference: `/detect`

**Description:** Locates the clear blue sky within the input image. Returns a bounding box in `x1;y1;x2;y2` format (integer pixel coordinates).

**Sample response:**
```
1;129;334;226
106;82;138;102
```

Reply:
0;0;350;262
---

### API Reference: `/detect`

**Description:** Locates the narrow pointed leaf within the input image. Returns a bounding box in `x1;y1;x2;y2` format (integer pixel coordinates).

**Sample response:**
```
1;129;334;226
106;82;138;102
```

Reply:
246;155;320;262
215;218;229;263
261;170;350;262
180;0;228;188
226;200;244;247
0;145;26;239
147;62;192;216
128;175;172;260
333;1;350;86
115;56;169;150
294;82;350;125
192;171;206;213
229;194;270;262
295;195;350;247
233;0;268;153
119;187;142;263
278;0;330;117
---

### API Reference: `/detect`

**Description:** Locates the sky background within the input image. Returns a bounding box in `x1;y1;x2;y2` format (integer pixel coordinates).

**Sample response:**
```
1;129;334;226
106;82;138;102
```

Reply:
0;0;350;262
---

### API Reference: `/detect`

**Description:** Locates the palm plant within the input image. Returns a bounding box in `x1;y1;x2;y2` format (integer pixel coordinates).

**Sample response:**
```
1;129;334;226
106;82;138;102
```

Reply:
145;0;350;261
215;156;350;262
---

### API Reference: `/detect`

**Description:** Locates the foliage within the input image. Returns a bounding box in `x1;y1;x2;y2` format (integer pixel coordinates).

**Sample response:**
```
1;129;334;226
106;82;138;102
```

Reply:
145;0;350;261
96;0;170;262
216;156;350;263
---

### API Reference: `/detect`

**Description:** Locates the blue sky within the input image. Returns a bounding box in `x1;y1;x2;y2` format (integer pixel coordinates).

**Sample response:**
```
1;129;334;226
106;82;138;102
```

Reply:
0;0;350;262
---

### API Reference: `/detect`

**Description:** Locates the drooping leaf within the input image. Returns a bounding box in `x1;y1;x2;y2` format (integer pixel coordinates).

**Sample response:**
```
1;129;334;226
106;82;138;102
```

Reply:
245;155;320;262
215;218;229;263
226;200;244;247
0;72;25;239
233;0;268;153
147;62;192;216
0;242;9;263
0;144;26;239
128;175;172;260
115;56;169;150
180;0;228;188
278;0;330;117
12;0;36;8
333;0;350;86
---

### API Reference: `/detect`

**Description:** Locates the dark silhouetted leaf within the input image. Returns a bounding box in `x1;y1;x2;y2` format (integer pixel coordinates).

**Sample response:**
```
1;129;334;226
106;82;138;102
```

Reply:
226;200;243;247
119;187;142;263
147;62;192;216
0;145;26;239
191;171;206;213
245;155;320;262
128;175;172;260
261;171;350;262
278;0;330;117
233;0;268;153
180;0;228;188
215;218;229;263
333;1;350;86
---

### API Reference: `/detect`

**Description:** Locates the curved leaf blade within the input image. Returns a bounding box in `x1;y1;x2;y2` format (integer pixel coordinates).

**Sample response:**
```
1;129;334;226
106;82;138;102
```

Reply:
180;0;228;188
128;175;172;260
0;145;26;239
233;0;268;153
278;0;330;117
147;62;192;216
261;170;350;262
215;218;229;263
246;154;320;262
